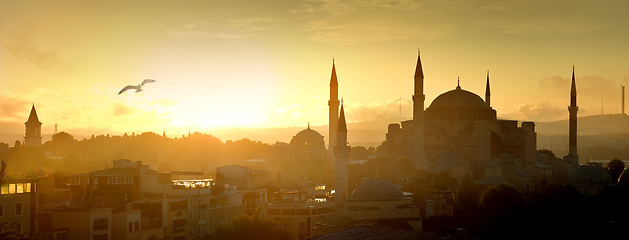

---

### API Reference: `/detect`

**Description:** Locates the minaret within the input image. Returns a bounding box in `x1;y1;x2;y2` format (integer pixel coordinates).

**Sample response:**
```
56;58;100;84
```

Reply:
412;51;428;169
24;104;42;147
328;59;340;150
334;101;350;208
564;66;579;165
485;70;491;107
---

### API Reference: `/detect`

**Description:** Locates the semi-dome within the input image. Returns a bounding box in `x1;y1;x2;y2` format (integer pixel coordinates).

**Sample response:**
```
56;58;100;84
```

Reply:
426;86;496;121
347;178;406;201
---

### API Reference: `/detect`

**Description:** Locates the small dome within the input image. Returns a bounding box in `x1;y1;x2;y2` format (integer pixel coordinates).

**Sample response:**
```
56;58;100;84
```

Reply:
569;166;613;186
290;126;325;147
294;128;323;139
347;178;406;201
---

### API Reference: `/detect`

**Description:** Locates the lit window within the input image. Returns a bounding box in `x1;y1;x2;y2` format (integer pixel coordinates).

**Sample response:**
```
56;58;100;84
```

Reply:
8;184;15;194
25;183;31;193
16;183;23;194
1;184;8;194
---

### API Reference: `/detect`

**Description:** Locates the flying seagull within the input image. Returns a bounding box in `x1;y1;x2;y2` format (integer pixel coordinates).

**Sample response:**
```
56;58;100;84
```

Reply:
118;79;156;95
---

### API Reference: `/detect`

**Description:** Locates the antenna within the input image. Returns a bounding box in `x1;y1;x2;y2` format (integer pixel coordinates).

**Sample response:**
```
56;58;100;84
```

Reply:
622;85;625;114
399;97;402;123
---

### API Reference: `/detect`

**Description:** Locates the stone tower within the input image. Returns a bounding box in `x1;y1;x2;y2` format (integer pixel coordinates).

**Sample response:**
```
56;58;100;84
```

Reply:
24;104;42;147
334;102;350;208
328;60;340;150
412;51;428;169
564;66;579;165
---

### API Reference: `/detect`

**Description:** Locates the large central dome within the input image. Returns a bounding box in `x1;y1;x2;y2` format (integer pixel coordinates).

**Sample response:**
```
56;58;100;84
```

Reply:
425;86;496;121
429;86;487;109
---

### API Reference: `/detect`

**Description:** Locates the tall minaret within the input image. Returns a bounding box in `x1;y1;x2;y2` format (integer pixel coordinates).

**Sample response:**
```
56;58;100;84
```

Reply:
328;59;340;150
412;51;428;169
564;66;579;165
24;104;42;147
485;70;491;107
334;101;350;208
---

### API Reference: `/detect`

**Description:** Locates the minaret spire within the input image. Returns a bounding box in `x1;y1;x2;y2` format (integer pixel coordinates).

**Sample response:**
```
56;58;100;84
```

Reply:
485;70;491;107
334;101;349;208
564;65;579;165
328;59;340;150
412;50;428;169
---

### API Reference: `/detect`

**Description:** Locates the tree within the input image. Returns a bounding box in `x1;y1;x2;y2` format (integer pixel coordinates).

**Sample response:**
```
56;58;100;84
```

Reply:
477;183;526;238
606;158;625;182
458;173;479;212
0;222;29;240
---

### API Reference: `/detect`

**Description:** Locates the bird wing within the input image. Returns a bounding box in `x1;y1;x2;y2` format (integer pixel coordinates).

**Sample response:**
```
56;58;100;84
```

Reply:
118;85;139;94
141;79;156;86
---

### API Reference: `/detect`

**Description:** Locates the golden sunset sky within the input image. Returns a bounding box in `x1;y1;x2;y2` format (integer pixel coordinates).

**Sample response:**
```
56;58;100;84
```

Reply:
1;0;629;138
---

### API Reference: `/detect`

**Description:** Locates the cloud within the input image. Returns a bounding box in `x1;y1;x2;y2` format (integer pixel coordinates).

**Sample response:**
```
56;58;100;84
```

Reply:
345;98;412;122
0;94;30;122
539;74;620;103
500;102;565;122
168;17;286;39
303;0;418;15
113;102;132;116
2;38;68;70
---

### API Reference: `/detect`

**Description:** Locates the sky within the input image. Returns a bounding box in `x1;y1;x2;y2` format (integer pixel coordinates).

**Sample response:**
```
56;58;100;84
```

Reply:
2;0;629;140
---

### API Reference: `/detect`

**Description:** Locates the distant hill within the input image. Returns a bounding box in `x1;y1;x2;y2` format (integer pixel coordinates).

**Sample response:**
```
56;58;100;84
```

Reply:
535;113;629;136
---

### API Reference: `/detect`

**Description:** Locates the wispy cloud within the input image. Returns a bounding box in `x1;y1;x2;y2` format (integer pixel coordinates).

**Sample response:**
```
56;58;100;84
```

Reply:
302;0;418;15
168;17;286;39
0;93;30;122
2;38;69;70
500;102;565;122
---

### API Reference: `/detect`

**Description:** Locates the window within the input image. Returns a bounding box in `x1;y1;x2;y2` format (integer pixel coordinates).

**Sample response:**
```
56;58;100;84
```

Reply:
15;222;22;233
1;184;8;194
16;183;23;194
134;221;140;232
0;204;3;217
15;202;22;216
128;222;133;232
298;221;307;229
282;221;290;229
93;233;108;240
55;232;67;240
8;184;15;194
93;218;108;230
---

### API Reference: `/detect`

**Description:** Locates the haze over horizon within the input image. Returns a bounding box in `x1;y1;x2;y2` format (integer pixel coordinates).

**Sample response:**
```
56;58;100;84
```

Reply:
2;0;629;139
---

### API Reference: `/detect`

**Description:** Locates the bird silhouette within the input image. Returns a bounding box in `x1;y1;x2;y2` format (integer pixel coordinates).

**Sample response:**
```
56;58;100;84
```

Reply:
118;79;156;95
